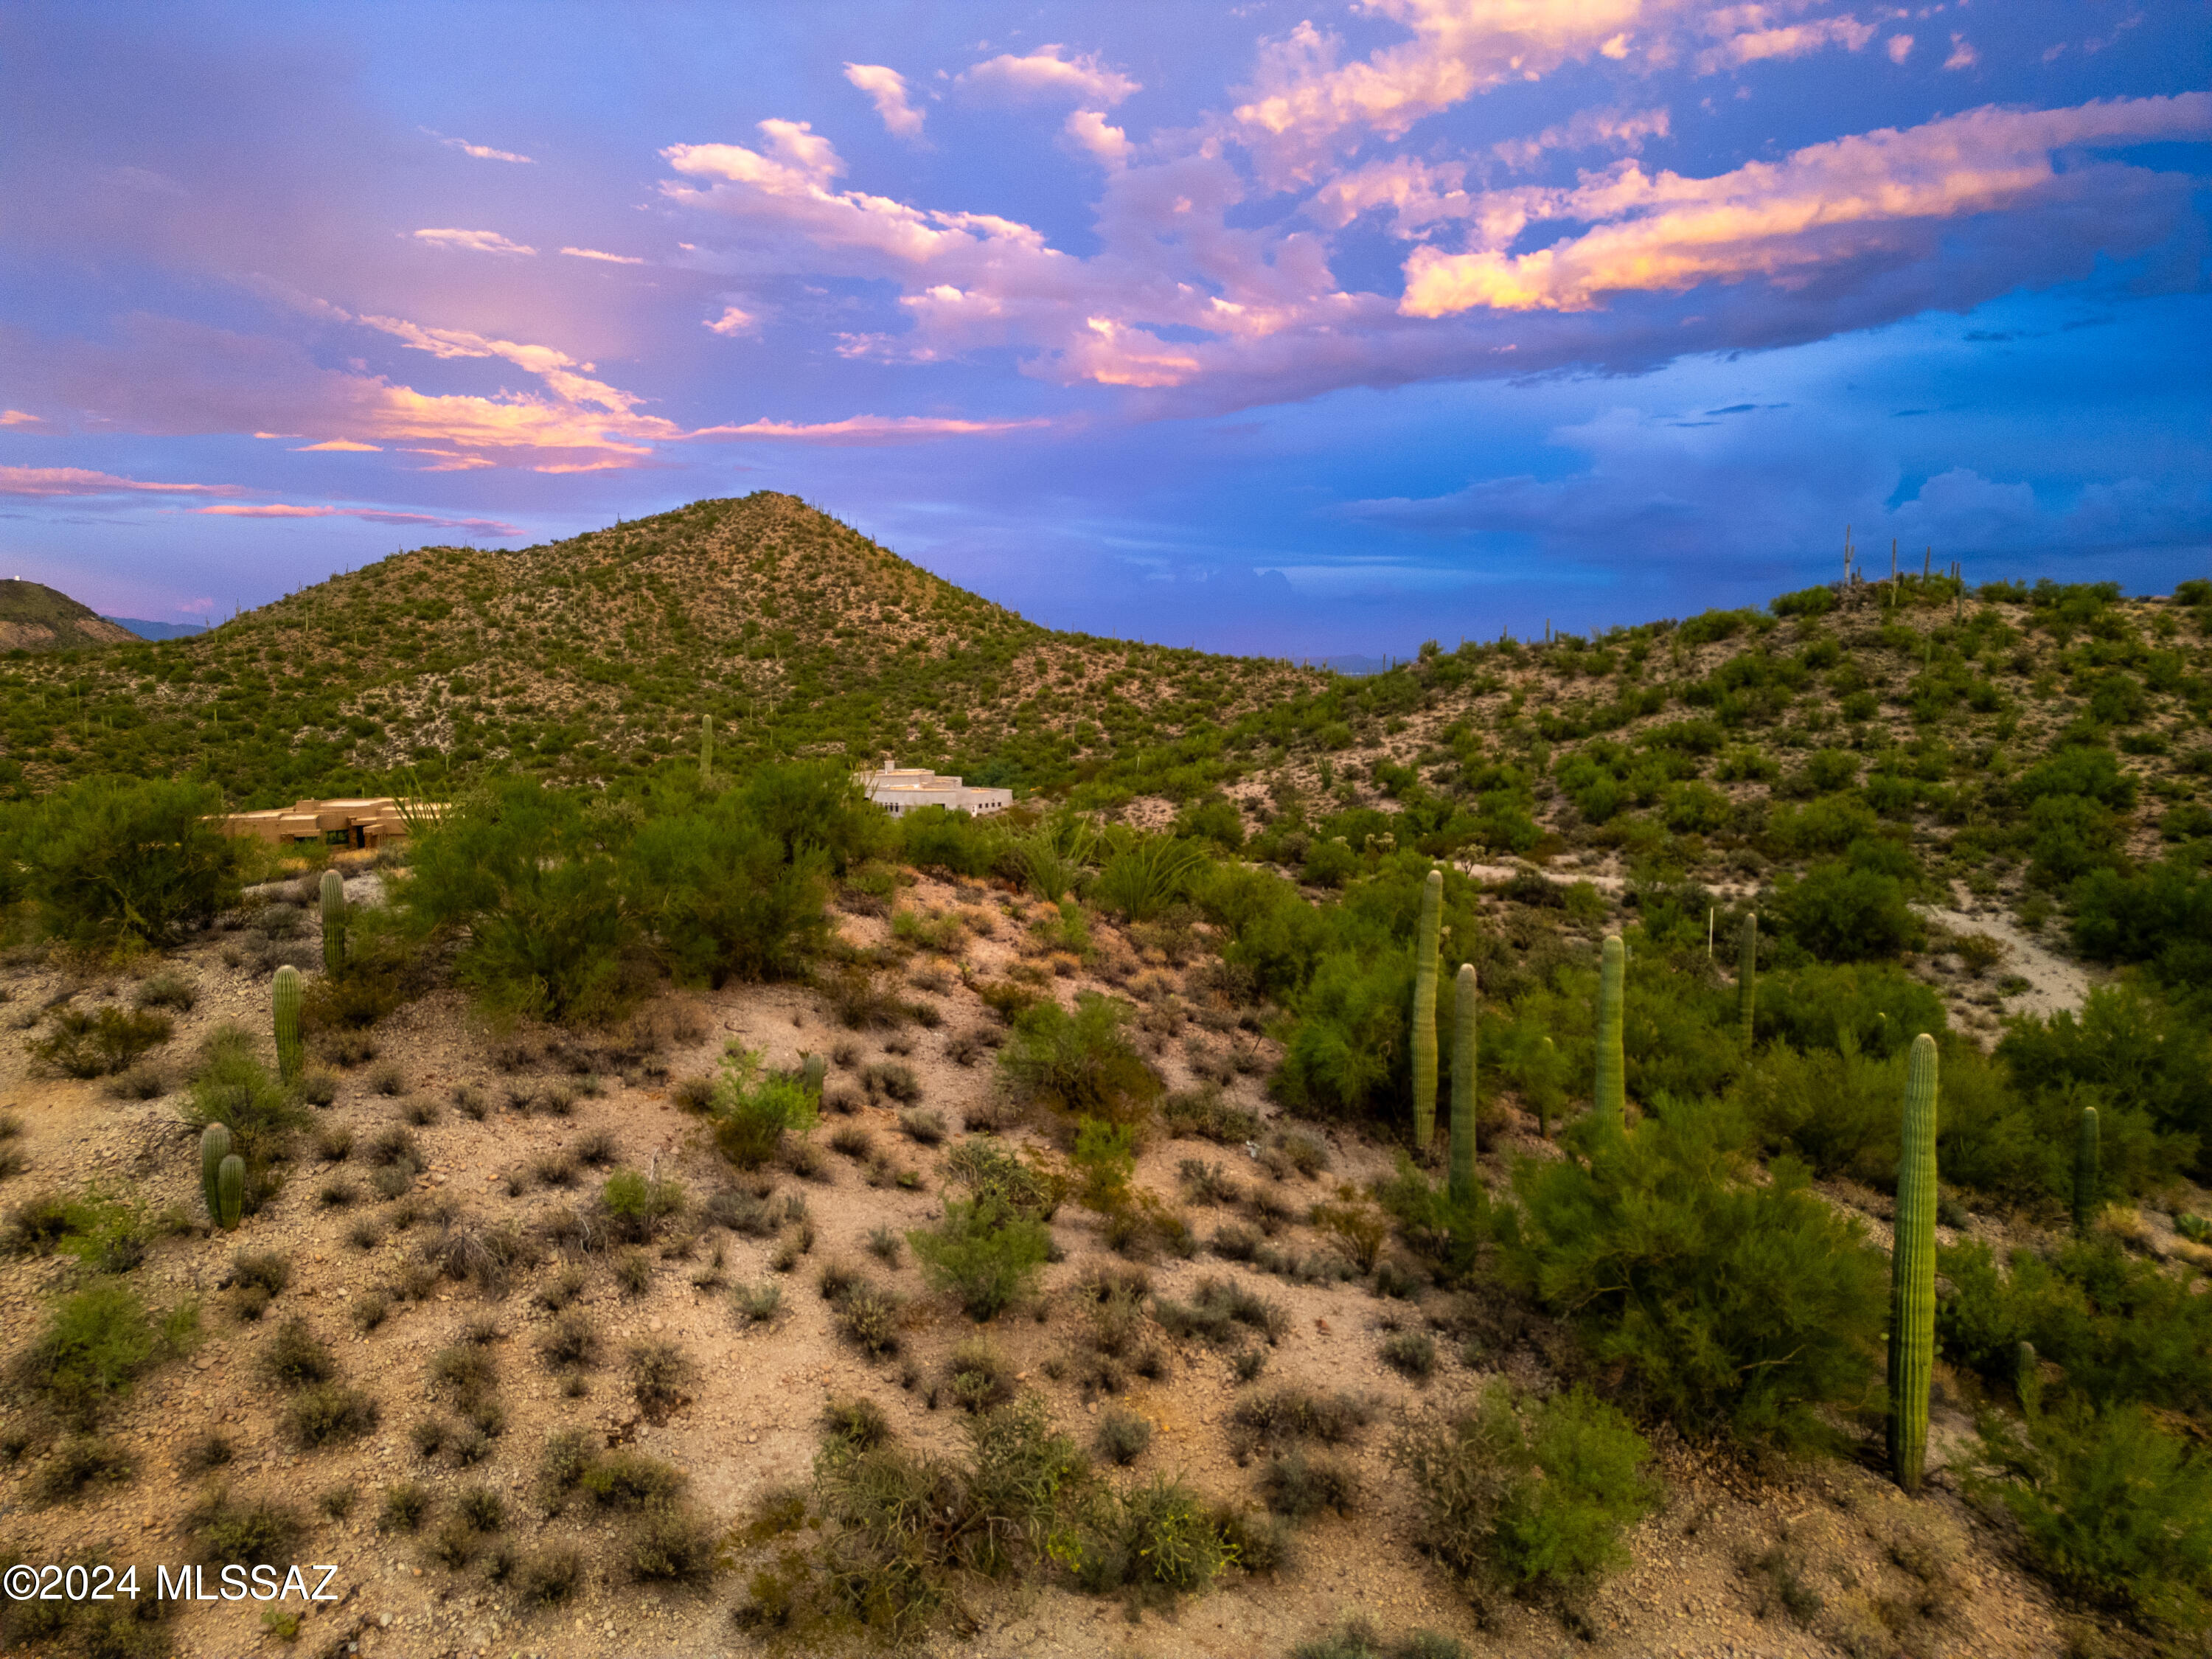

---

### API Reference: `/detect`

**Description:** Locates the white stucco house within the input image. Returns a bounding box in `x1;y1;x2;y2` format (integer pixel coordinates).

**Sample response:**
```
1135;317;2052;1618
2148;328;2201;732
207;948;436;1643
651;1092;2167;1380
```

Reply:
855;763;1012;818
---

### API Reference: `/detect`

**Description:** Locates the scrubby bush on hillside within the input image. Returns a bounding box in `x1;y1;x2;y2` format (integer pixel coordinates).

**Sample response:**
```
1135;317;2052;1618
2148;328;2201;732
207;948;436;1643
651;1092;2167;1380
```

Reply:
627;798;827;984
996;994;1159;1129
709;1046;819;1169
910;1195;1051;1320
8;776;239;950
1394;1384;1658;1605
1504;1102;1884;1449
400;779;642;1024
1998;984;2211;1179
1975;1399;2212;1638
1773;846;1921;961
15;1281;195;1428
182;1029;309;1210
2070;860;2212;986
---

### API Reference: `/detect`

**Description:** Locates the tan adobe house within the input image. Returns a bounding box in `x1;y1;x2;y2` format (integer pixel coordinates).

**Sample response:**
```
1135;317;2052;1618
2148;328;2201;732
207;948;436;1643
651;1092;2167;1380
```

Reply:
215;797;442;850
853;764;1012;818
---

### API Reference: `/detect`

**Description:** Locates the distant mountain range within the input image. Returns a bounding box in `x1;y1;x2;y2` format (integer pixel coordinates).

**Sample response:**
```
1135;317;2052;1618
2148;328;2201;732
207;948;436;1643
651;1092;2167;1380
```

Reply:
102;617;209;641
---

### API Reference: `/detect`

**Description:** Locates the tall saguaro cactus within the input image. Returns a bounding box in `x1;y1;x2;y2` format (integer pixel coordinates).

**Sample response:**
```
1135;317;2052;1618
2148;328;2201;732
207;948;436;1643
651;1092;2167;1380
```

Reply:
1411;869;1442;1152
200;1123;232;1224
1448;964;1478;1203
1888;1032;1939;1495
2074;1105;2101;1234
1738;912;1758;1048
1594;933;1626;1127
700;712;715;782
320;869;348;979
272;964;305;1088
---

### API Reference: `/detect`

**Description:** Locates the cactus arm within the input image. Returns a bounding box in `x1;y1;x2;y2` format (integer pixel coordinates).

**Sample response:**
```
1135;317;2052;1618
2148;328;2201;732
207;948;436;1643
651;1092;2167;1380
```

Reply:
272;964;305;1087
1448;964;1478;1203
2073;1106;2100;1234
1888;1032;1938;1495
1595;933;1626;1127
1739;912;1757;1048
320;869;347;979
216;1154;245;1231
199;1123;233;1224
1411;869;1442;1152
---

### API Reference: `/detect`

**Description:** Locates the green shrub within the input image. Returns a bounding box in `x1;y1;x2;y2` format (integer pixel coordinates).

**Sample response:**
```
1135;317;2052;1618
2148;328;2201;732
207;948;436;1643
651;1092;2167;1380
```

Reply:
1505;1102;1885;1449
1975;1399;2212;1635
910;1196;1051;1321
941;1137;1063;1220
1938;1235;2212;1416
1997;984;2211;1181
27;1006;173;1079
15;1281;191;1427
397;778;646;1024
1291;1619;1468;1659
1774;852;1921;961
1259;1450;1358;1519
1393;1384;1657;1603
996;994;1160;1128
16;776;240;949
1094;1408;1153;1466
184;1488;305;1565
625;796;828;985
288;1383;380;1449
897;805;998;877
2070;860;2212;986
709;1046;818;1169
601;1166;684;1242
1092;835;1208;922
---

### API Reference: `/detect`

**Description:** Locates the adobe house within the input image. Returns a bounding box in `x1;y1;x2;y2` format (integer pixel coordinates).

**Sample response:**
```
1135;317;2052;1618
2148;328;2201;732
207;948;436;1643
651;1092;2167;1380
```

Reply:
853;762;1012;818
215;797;442;851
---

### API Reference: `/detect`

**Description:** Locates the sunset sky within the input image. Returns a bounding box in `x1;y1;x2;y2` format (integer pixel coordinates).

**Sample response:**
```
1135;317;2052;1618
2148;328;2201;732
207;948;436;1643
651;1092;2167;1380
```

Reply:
3;1;2207;653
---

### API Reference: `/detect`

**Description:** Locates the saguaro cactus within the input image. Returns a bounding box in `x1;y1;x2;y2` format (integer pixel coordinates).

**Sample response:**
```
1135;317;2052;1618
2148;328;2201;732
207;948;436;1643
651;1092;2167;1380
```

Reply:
1538;1037;1556;1139
215;1155;245;1231
2074;1105;2100;1234
200;1123;233;1223
700;712;715;781
1888;1032;1939;1495
1448;964;1478;1203
1595;933;1626;1127
1738;912;1758;1048
320;869;348;978
1411;869;1442;1152
272;964;305;1087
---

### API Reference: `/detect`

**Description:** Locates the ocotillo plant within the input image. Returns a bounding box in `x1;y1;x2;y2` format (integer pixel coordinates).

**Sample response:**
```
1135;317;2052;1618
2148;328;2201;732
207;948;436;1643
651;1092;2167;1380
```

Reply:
1448;963;1478;1203
2074;1105;2100;1234
200;1123;233;1224
1888;1032;1938;1495
273;964;305;1087
215;1155;245;1231
320;869;347;978
1411;869;1442;1152
700;712;715;781
1594;934;1626;1127
1738;912;1757;1048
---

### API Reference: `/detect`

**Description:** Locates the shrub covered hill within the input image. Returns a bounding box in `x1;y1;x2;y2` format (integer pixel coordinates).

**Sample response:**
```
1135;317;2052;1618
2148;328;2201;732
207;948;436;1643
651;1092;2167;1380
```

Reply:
0;492;1324;803
0;578;139;653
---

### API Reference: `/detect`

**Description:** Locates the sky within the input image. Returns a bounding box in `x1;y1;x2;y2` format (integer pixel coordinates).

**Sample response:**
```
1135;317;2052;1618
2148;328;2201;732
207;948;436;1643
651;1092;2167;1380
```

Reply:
1;1;2207;655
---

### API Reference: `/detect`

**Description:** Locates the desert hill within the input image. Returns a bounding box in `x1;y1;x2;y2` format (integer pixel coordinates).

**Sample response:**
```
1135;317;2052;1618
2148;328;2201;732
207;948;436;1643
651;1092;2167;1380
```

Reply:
0;493;1322;804
0;578;139;653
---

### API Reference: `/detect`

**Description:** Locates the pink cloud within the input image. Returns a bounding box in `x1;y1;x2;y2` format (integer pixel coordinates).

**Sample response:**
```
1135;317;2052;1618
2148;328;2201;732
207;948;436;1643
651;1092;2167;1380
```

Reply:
292;438;381;451
0;410;42;427
844;63;926;140
1696;13;1877;74
1400;93;2212;316
691;414;1050;444
1944;33;1978;70
559;246;645;264
195;503;521;533
705;305;758;337
1064;110;1133;168
411;227;538;256
1491;105;1671;171
961;46;1139;106
0;465;246;498
425;129;534;164
1887;33;1914;64
1233;1;1667;184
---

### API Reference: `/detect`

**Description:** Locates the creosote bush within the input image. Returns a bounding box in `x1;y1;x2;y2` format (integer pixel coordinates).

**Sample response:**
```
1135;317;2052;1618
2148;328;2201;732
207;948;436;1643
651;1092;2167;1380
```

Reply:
909;1194;1051;1321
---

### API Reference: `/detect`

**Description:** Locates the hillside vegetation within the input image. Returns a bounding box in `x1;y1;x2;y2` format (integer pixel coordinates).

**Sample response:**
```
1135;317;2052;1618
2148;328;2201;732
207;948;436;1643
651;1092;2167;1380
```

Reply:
0;580;139;654
1;501;2210;1658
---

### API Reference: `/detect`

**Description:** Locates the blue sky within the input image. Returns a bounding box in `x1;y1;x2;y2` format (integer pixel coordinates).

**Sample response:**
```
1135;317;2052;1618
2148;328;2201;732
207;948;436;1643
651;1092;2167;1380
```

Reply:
2;1;2206;654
